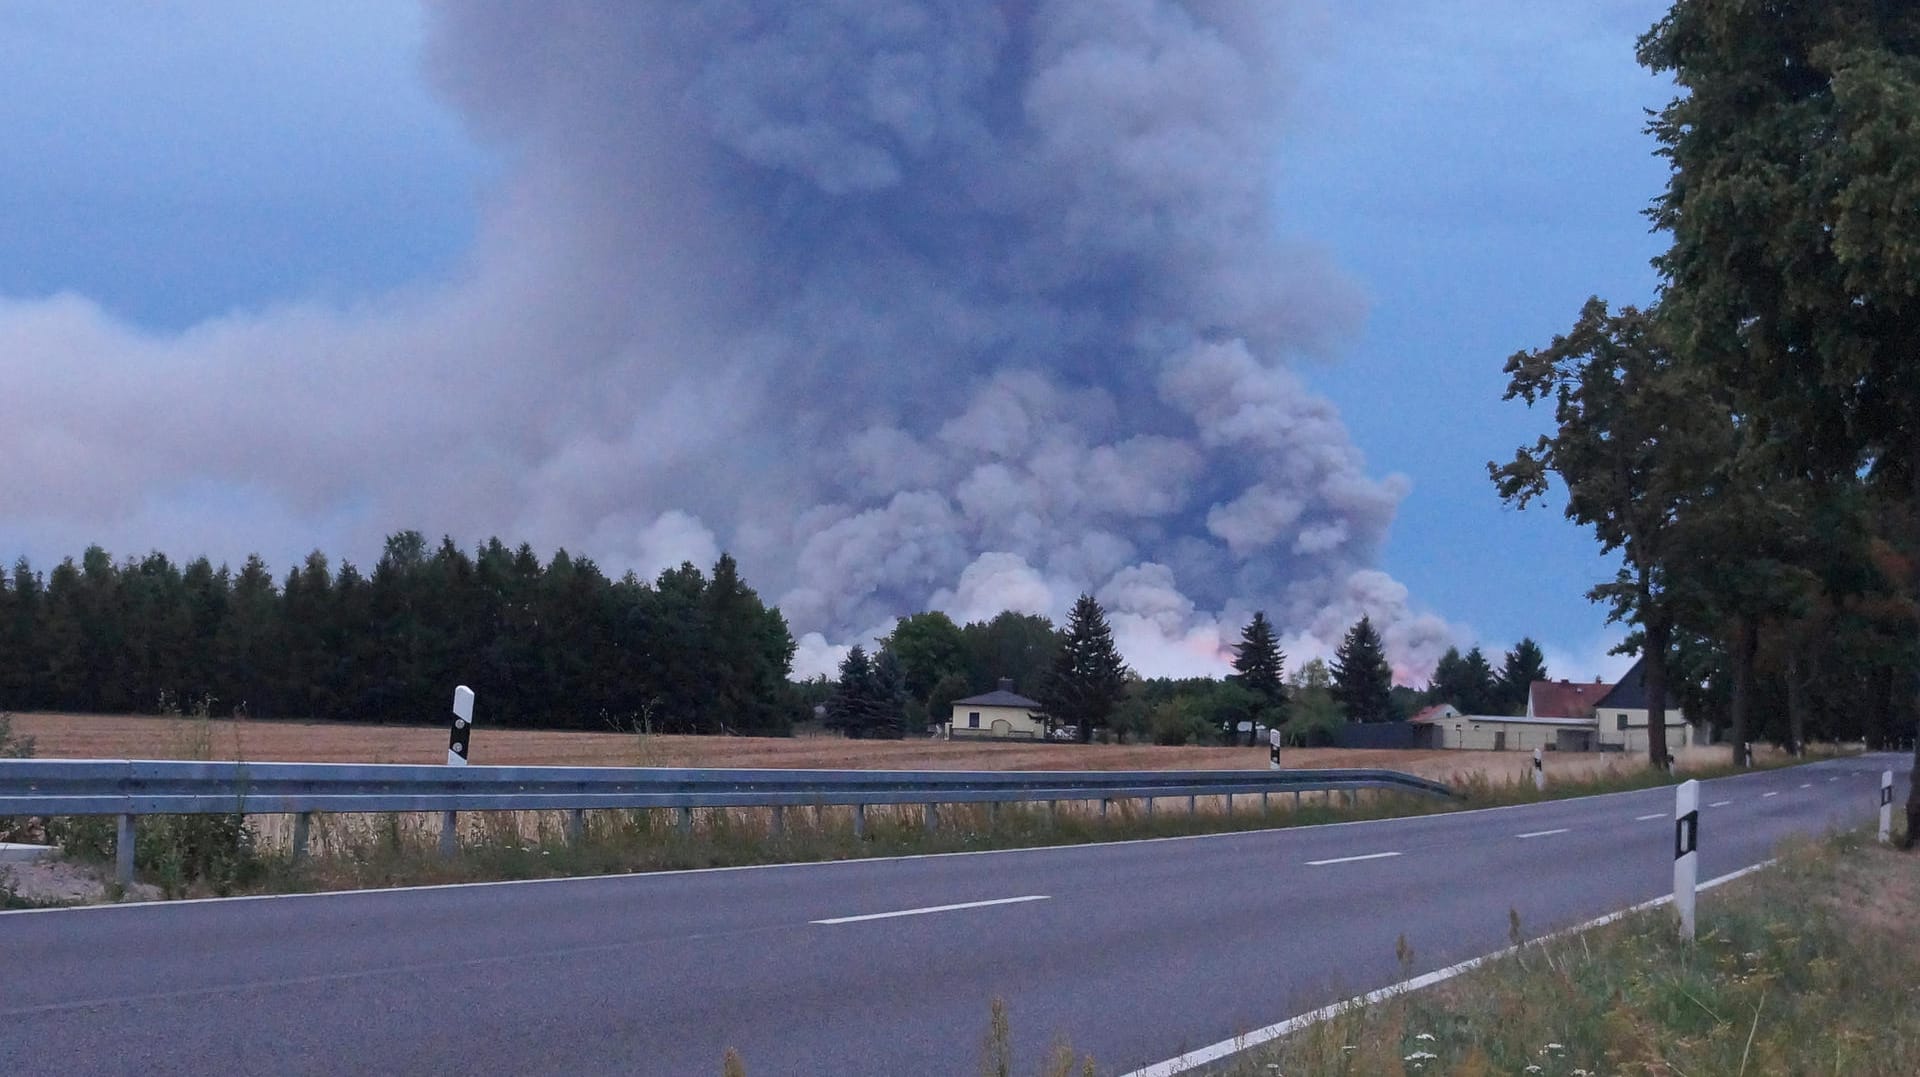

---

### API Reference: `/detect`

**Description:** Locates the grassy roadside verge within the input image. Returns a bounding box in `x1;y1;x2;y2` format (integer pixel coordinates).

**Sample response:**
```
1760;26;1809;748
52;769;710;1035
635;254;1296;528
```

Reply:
1200;826;1919;1076
3;737;1851;903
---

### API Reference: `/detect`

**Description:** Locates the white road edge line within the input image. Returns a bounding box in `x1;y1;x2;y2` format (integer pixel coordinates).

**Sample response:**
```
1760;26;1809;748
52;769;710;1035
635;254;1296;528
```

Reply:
1515;828;1569;839
1115;861;1777;1077
0;756;1872;919
1635;813;1665;821
1305;851;1401;867
809;895;1048;925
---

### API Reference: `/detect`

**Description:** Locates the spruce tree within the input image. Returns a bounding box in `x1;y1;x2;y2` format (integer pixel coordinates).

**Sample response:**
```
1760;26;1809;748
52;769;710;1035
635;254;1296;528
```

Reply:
1044;594;1129;743
1497;638;1549;715
1458;646;1499;715
1330;615;1394;723
1230;610;1288;738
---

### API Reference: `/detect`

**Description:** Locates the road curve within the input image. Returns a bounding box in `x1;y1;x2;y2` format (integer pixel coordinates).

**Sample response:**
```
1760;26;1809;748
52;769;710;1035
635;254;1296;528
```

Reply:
0;753;1907;1076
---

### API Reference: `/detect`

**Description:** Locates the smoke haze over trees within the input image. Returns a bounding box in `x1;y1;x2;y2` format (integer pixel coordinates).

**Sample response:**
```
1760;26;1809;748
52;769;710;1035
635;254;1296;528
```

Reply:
0;2;1459;686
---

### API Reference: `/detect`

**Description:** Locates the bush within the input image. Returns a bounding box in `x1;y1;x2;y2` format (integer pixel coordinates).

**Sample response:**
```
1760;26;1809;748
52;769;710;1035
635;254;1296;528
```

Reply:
1149;699;1216;746
0;713;36;843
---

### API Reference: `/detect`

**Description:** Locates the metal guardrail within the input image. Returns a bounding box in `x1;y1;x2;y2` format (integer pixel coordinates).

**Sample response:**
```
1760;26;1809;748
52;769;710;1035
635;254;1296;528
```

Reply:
0;758;1454;884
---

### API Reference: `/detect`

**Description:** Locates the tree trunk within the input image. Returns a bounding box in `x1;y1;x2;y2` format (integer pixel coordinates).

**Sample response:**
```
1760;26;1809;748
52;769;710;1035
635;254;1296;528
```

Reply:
1728;617;1755;767
1644;617;1672;771
1907;429;1920;849
1785;647;1809;758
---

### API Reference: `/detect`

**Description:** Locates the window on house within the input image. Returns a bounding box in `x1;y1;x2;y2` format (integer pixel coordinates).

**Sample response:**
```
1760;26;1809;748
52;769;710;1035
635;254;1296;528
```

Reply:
1617;714;1628;730
968;711;981;728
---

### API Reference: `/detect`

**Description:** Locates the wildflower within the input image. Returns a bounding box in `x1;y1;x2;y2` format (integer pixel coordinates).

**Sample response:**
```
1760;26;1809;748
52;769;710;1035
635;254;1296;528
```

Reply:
1525;1068;1542;1074
1414;1033;1435;1041
1405;1051;1437;1062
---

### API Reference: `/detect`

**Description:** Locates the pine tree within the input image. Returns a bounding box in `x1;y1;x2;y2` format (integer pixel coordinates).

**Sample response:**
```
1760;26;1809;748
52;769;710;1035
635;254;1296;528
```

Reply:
827;645;892;739
1230;610;1288;738
1043;594;1130;744
1497;638;1549;715
1330;615;1394;724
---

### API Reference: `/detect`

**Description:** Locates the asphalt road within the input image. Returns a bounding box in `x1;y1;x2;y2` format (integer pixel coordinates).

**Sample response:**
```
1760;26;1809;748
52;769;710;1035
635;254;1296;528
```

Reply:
0;753;1907;1076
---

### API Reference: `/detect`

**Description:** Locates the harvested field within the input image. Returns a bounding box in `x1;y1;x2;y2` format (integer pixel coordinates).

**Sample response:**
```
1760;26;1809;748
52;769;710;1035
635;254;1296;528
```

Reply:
5;711;1749;784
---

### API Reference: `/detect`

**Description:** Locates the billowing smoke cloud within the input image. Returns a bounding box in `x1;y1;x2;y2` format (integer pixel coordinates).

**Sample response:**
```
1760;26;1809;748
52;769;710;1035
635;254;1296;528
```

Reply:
0;1;1459;681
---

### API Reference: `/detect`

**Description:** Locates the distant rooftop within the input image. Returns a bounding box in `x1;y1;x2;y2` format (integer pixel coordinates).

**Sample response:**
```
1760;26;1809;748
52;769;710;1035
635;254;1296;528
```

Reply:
1529;677;1613;719
953;678;1042;710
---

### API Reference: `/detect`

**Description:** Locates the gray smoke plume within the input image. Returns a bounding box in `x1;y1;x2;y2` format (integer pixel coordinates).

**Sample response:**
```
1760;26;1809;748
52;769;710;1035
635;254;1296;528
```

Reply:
0;1;1457;679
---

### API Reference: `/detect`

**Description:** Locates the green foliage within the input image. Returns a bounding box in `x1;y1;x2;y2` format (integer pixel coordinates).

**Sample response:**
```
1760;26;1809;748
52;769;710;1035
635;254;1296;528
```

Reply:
960;612;1061;699
1147;698;1215;746
1428;645;1500;715
1330;616;1394;723
1229;610;1288;736
1042;595;1130;743
883;611;967;704
1496;637;1548;715
825;645;905;739
0;536;798;736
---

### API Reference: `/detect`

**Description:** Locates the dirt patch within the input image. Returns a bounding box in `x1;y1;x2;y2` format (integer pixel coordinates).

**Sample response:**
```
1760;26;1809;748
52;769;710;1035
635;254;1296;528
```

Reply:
0;857;159;906
8;711;1741;783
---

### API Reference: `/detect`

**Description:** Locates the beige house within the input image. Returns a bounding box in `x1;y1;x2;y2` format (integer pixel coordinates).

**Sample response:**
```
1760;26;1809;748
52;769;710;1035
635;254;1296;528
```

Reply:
1591;660;1697;752
1412;712;1598;752
947;680;1046;740
1413;658;1702;753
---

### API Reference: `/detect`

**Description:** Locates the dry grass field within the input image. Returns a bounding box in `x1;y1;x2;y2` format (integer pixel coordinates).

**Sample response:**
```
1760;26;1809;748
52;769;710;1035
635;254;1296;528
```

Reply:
5;710;1745;784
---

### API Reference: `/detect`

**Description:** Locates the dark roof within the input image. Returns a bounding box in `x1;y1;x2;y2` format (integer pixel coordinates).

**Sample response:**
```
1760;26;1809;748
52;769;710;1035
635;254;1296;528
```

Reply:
1593;657;1651;710
1408;703;1457;724
952;688;1042;710
1529;678;1612;719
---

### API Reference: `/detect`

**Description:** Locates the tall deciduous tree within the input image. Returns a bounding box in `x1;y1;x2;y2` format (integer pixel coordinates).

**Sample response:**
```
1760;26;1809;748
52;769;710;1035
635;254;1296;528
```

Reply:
1640;0;1920;834
1230;611;1288;739
1491;299;1731;769
1330;616;1394;724
1044;594;1130;744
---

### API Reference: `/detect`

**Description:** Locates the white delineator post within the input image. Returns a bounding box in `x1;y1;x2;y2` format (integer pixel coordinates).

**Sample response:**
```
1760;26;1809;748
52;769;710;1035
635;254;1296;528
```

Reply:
1673;778;1700;941
1268;728;1282;771
1532;748;1545;792
448;685;476;767
1880;770;1895;844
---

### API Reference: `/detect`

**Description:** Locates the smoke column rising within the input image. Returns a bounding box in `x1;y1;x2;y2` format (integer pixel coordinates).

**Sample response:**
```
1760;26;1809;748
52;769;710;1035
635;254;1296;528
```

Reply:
0;1;1458;679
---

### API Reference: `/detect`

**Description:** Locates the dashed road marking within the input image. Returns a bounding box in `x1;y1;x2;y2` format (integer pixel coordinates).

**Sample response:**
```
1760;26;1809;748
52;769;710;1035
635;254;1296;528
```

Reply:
1516;828;1570;839
810;895;1049;925
1306;851;1401;867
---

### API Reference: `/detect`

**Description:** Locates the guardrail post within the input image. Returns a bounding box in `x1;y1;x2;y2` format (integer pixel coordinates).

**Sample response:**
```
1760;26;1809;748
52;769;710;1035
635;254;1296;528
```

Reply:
292;812;312;863
567;809;585;846
115;813;136;887
1261;790;1269;813
923;803;937;831
1673;779;1700;941
1099;798;1110;820
677;806;693;836
439;811;458;857
1047;800;1058;825
771;805;786;839
1145;797;1155;818
1187;794;1198;815
1293;790;1302;810
853;803;867;839
989;801;1000;828
1881;770;1895;844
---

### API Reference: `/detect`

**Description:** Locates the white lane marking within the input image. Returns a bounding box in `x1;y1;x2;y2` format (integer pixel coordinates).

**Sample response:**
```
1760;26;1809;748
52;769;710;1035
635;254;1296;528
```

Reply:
1116;861;1777;1077
1635;813;1665;821
1305;851;1401;867
1709;800;1733;807
1763;792;1779;798
1;757;1874;919
811;895;1048;925
1799;783;1812;789
1515;828;1570;839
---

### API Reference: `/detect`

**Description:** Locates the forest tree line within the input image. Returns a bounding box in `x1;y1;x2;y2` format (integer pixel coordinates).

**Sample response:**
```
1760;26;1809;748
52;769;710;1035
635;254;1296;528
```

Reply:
0;533;797;733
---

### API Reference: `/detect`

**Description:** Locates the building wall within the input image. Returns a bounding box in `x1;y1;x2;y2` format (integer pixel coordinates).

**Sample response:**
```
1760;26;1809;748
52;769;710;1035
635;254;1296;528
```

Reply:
1595;707;1689;753
948;704;1044;739
1435;719;1576;752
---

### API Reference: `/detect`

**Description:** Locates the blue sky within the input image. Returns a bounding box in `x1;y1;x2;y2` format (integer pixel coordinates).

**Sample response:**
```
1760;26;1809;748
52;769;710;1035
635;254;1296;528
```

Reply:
0;2;1677;682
